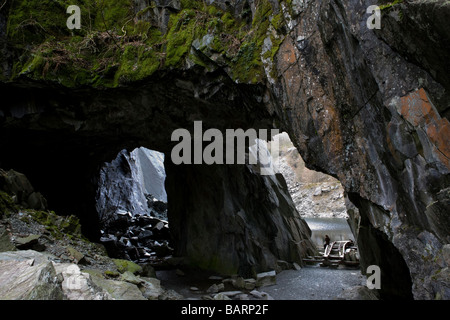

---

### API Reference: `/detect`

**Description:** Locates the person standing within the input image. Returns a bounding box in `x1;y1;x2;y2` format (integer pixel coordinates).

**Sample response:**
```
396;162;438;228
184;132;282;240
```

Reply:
324;235;330;250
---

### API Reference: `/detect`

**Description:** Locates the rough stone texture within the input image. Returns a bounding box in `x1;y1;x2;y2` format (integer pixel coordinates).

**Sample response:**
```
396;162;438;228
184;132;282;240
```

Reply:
88;276;147;300
275;133;347;218
166;158;316;277
337;285;379;300
96;147;167;228
52;262;112;300
0;169;47;210
267;0;450;300
0;249;167;300
0;0;449;300
0;251;66;300
96;150;149;225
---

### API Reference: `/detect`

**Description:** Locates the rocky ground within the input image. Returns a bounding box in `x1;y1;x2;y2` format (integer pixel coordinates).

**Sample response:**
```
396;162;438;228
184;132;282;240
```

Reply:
0;168;303;300
275;134;348;219
0;167;375;300
0;206;322;300
155;264;377;300
262;266;376;300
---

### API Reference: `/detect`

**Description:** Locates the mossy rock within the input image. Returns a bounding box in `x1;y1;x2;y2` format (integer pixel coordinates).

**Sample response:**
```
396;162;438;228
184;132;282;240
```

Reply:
0;191;17;217
104;270;120;278
112;258;143;275
5;0;284;86
60;215;82;235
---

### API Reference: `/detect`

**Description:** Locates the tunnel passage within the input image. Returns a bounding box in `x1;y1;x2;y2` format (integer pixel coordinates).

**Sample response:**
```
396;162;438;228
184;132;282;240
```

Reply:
0;68;272;238
0;63;441;299
0;70;317;277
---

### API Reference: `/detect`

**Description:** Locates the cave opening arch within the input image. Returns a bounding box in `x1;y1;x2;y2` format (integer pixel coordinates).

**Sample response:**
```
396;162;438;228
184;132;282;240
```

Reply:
0;67;415;299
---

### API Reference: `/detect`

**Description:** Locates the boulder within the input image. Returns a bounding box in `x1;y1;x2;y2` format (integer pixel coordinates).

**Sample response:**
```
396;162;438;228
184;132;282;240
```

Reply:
0;227;15;252
159;289;184;300
249;290;274;300
141;263;157;278
120;271;142;285
206;283;224;294
244;278;256;290
293;263;302;271
52;263;111;300
13;234;42;250
88;276;147;300
140;276;164;300
0;251;65;300
256;270;276;288
212;293;232;300
112;258;142;275
0;169;47;210
66;246;87;264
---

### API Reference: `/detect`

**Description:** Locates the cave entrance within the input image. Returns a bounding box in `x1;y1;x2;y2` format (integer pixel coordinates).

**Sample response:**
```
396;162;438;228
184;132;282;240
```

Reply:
270;132;355;255
96;147;172;265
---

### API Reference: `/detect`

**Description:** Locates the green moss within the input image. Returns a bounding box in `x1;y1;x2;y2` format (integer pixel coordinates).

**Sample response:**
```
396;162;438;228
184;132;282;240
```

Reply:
25;209;85;240
112;258;142;274
165;9;199;67
60;215;82;235
7;0;72;47
92;0;133;32
228;0;277;83
270;12;284;31
221;12;236;29
180;0;202;10
104;270;120;278
114;41;161;85
379;0;404;11
0;191;17;217
6;0;283;86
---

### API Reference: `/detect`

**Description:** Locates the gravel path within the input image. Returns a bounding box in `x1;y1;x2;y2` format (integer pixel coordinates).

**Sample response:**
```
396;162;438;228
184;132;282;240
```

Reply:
263;265;366;300
157;264;366;300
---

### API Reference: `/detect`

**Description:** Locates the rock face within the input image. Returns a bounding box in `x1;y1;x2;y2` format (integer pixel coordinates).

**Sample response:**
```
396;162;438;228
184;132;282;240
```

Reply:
96;147;173;262
96;147;168;227
0;0;449;300
275;133;347;218
166;145;316;276
268;0;450;300
0;251;65;300
0;169;47;211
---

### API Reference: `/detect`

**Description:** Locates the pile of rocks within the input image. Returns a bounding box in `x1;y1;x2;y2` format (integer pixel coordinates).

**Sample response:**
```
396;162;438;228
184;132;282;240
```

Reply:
176;270;278;300
0;249;176;300
100;206;172;264
0;168;183;300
